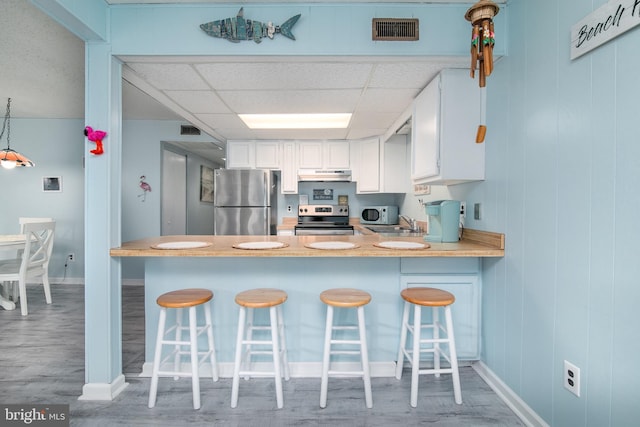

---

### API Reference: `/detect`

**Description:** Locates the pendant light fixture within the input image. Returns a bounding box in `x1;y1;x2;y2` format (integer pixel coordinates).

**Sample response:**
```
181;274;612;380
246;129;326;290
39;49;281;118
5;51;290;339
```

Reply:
0;98;35;169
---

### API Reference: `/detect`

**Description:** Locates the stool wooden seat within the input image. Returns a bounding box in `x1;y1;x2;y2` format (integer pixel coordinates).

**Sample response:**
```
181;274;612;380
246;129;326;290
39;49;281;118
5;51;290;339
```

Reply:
231;288;290;409
148;288;218;410
320;288;373;409
395;287;461;407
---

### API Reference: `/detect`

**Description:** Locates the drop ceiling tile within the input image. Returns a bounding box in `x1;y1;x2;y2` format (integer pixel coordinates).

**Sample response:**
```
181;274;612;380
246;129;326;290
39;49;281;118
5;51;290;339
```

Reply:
369;62;437;89
349;111;397;130
196;62;374;90
195;113;247;129
127;63;209;90
164;90;228;113
215;128;261;140
219;89;362;114
356;88;419;112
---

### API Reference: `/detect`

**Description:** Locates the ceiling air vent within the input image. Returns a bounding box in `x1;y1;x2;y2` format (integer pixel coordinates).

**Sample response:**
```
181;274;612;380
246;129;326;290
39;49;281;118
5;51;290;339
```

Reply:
372;18;419;41
180;125;201;136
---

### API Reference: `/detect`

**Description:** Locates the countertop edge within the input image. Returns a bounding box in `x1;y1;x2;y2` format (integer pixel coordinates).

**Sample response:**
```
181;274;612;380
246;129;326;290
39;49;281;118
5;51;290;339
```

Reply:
110;229;505;258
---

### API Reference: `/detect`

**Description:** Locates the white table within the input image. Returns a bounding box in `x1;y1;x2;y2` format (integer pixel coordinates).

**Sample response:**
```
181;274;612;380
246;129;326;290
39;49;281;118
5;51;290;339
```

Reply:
0;235;26;311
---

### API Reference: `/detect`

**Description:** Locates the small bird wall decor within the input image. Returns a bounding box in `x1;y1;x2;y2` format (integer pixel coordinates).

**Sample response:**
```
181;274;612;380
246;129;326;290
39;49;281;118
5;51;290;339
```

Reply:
138;175;152;202
84;126;106;155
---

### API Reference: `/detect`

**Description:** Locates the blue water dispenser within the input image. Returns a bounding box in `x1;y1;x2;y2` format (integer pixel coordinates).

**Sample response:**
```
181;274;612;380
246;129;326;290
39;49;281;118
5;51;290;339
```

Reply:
425;200;461;243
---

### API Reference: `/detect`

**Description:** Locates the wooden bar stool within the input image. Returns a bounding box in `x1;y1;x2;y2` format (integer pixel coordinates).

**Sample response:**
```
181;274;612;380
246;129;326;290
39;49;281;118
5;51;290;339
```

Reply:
148;288;218;409
320;288;373;409
395;287;461;407
231;288;290;409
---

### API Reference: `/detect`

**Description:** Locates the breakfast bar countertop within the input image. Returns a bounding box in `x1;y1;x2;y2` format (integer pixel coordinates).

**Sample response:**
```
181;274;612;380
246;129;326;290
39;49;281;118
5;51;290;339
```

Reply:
110;229;504;258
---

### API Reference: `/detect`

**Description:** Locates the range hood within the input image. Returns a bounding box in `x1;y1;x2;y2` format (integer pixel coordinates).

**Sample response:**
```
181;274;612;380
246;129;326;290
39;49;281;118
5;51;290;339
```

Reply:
298;169;352;182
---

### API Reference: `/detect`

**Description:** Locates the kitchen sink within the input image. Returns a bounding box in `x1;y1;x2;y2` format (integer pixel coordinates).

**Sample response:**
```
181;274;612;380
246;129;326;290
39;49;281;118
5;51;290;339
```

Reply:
365;225;424;237
376;231;425;237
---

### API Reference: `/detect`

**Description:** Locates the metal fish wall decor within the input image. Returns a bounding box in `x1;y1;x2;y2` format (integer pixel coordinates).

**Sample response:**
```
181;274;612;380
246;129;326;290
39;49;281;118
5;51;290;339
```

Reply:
200;8;301;43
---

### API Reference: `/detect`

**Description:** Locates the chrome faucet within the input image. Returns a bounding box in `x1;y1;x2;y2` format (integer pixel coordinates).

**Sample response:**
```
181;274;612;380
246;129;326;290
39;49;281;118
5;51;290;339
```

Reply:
399;215;419;232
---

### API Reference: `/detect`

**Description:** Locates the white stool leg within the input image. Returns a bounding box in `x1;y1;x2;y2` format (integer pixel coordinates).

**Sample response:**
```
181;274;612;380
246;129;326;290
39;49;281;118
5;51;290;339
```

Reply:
445;305;462;404
231;306;246;408
395;301;410;379
433;306;441;378
242;308;254;379
277;305;290;381
173;308;183;380
357;306;373;409
203;301;218;382
188;306;201;409
410;304;421;408
270;305;284;409
320;304;334;408
148;307;167;408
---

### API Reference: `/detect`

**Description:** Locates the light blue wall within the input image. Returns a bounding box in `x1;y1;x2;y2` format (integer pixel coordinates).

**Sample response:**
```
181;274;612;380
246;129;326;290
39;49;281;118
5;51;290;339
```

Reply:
121;120;222;279
0;118;85;281
30;1;640;423
469;0;640;425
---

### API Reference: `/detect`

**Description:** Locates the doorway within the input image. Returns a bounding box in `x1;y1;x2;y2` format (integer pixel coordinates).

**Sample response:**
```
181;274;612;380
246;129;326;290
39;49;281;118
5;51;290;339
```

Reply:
161;148;187;235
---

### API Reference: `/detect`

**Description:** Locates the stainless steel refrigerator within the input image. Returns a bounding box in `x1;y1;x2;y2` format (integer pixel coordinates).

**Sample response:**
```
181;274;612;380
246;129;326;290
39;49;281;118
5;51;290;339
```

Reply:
213;169;278;235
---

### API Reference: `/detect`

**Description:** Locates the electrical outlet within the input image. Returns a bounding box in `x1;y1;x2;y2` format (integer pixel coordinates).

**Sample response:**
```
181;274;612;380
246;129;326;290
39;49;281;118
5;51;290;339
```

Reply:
67;253;75;262
460;202;466;218
564;360;581;397
474;203;482;220
287;205;292;213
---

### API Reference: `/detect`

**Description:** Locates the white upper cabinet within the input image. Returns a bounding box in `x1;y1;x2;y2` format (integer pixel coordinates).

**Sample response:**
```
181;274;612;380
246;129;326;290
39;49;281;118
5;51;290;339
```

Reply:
226;140;280;169
226;141;255;169
412;69;484;185
298;141;350;169
355;136;407;194
255;141;280;169
355;138;380;193
281;142;298;194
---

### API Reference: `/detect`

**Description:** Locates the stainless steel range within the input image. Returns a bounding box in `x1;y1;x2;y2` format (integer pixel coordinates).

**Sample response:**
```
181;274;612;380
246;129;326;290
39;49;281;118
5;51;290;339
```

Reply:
294;204;354;235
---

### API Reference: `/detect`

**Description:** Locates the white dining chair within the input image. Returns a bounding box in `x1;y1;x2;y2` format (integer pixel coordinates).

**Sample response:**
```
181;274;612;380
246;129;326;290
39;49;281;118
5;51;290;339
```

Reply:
2;217;55;302
0;220;56;315
19;217;55;233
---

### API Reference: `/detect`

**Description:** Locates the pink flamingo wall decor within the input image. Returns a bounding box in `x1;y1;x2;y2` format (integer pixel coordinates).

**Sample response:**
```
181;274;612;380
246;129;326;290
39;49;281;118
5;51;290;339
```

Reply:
138;175;152;202
84;126;106;155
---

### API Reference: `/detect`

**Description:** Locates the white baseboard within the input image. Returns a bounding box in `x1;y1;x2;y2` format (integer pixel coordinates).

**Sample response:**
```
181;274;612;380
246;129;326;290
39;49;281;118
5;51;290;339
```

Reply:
138;361;397;379
78;374;128;401
472;361;549;427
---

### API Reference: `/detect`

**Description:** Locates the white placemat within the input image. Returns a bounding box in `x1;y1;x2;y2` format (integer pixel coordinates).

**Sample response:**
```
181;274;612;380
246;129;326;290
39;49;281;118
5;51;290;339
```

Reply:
374;241;429;250
152;241;212;250
233;241;288;250
305;241;359;250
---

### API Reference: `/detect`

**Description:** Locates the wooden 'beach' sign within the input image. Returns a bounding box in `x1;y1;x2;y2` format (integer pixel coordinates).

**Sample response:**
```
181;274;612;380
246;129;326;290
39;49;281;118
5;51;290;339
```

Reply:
571;0;640;59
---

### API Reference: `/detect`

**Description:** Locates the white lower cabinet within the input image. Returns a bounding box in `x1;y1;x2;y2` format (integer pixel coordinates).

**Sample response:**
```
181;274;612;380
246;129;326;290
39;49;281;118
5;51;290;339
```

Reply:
400;274;480;360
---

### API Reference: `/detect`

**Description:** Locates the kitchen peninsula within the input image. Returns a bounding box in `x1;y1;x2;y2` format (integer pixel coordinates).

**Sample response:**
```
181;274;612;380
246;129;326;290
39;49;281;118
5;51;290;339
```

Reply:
111;230;504;378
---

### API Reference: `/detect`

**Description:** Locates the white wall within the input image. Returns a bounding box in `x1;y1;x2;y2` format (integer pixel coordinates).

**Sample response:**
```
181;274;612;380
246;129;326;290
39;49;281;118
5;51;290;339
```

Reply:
473;0;640;425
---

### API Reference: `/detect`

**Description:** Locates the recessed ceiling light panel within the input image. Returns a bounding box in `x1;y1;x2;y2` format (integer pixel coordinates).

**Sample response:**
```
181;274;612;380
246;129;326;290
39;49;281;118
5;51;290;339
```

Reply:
239;113;351;129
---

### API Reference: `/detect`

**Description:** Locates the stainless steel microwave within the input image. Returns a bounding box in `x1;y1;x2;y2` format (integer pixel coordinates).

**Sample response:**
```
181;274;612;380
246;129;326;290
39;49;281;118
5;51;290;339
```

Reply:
360;206;399;225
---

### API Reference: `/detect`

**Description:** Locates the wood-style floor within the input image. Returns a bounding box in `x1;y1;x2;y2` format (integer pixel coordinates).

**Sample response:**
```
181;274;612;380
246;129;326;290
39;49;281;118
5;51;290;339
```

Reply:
0;284;525;426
